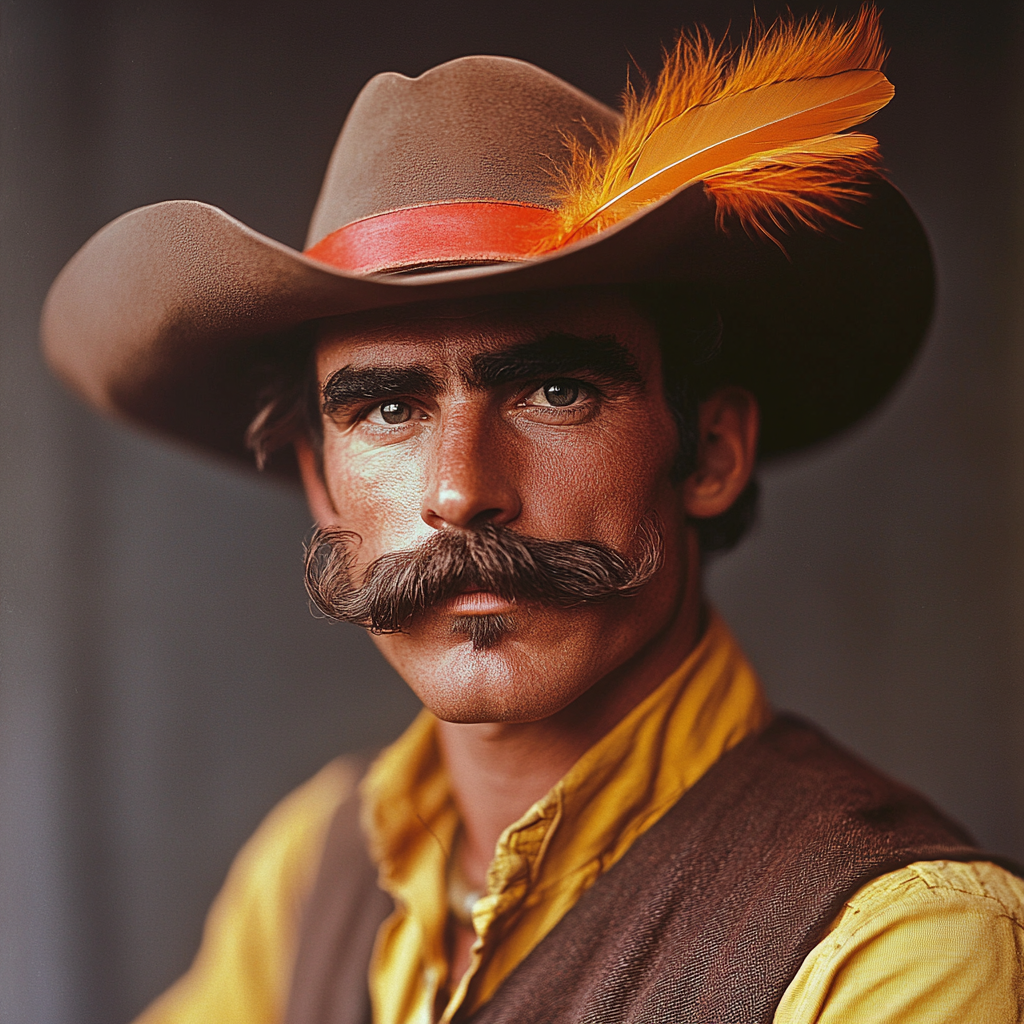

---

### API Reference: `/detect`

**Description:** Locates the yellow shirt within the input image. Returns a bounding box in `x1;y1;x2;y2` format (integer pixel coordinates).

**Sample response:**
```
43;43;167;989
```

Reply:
136;614;1024;1024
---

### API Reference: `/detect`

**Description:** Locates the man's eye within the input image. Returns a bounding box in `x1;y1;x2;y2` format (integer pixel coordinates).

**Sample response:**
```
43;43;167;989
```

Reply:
376;400;412;424
534;380;581;408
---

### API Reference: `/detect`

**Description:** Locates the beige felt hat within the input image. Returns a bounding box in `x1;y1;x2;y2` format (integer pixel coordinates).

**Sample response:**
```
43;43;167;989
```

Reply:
41;20;934;477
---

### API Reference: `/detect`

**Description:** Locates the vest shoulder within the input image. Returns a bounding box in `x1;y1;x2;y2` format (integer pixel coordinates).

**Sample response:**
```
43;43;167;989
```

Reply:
673;713;979;858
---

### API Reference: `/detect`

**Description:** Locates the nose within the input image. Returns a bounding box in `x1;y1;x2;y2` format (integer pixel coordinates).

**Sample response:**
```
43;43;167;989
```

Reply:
421;402;521;530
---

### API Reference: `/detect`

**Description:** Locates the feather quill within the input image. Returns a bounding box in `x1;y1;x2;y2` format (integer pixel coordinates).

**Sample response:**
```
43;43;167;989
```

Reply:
540;7;891;252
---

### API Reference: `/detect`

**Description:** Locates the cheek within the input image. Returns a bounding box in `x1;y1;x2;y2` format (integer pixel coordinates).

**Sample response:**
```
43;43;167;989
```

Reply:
321;437;430;557
515;412;679;545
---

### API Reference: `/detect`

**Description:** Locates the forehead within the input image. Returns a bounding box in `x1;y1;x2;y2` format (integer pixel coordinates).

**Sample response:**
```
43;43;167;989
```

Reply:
313;289;660;370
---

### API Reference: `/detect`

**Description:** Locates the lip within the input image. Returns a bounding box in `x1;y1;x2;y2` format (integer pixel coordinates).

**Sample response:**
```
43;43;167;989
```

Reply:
443;589;516;615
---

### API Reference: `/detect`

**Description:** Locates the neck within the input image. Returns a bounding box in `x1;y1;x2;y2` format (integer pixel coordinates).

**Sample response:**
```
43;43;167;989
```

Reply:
435;532;704;888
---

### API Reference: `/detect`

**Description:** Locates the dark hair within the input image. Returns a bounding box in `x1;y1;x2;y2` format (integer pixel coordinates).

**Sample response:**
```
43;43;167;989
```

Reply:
245;324;322;469
626;283;759;554
246;288;759;555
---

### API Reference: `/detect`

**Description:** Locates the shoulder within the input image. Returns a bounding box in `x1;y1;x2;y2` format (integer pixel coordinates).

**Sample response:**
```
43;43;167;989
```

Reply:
840;859;1024;923
776;860;1024;1024
226;756;361;905
132;757;360;1024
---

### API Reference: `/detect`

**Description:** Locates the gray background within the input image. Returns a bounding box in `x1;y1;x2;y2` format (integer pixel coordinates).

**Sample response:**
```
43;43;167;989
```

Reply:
2;1;1022;1021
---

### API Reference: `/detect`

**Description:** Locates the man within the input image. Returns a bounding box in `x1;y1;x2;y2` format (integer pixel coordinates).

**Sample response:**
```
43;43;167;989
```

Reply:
41;9;1024;1024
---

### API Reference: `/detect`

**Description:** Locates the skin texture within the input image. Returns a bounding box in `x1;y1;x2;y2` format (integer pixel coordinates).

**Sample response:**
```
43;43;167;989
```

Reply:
296;287;758;981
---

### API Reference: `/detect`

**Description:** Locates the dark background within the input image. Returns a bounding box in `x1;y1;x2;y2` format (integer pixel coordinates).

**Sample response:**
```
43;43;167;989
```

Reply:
1;1;1022;1021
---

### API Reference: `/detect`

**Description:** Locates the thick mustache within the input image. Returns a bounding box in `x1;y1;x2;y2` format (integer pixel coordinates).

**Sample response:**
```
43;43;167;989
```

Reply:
304;515;663;634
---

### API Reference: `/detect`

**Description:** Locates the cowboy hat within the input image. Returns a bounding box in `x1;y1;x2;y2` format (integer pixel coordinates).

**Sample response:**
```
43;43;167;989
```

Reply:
40;12;934;477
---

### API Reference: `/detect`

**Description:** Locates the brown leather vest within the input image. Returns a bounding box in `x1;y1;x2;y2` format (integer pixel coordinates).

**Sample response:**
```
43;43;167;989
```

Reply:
285;716;1003;1024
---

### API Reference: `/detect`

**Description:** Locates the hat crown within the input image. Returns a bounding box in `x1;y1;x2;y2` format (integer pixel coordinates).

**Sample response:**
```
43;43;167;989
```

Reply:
305;55;620;249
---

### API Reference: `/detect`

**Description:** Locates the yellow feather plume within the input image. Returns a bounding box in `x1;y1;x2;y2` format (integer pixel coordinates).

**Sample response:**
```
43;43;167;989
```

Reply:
540;7;891;252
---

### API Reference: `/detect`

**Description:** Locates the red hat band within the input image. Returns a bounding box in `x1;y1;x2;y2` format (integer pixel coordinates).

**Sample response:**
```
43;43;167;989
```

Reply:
303;200;562;275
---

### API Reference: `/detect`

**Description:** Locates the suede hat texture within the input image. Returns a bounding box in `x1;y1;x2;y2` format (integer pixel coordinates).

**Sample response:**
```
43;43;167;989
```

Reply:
40;52;934;477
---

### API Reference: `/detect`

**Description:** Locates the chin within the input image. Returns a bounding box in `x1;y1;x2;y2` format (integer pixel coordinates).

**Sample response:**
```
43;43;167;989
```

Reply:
371;604;628;724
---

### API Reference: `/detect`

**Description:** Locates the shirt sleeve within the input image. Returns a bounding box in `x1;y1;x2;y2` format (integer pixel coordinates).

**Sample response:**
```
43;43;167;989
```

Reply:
774;860;1024;1024
132;758;358;1024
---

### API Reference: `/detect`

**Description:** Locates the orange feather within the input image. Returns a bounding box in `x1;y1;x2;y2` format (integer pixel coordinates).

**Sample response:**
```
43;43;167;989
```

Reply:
539;6;891;252
703;133;883;245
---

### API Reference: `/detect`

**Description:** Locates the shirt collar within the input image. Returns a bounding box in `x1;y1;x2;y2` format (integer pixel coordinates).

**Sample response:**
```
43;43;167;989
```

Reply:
360;609;772;1018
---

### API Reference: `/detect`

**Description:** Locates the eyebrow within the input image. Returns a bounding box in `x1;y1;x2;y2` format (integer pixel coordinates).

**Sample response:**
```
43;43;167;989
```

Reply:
466;333;644;389
319;332;644;410
321;366;441;408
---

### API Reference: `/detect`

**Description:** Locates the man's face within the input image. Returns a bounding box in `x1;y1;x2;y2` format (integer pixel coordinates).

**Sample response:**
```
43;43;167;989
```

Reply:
305;289;693;724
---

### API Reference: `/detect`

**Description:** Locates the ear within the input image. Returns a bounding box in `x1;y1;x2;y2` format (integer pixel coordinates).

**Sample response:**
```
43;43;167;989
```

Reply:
683;387;759;519
294;436;340;525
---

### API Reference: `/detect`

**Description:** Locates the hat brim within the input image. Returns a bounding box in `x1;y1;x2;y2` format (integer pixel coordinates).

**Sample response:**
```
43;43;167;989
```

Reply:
41;178;933;478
